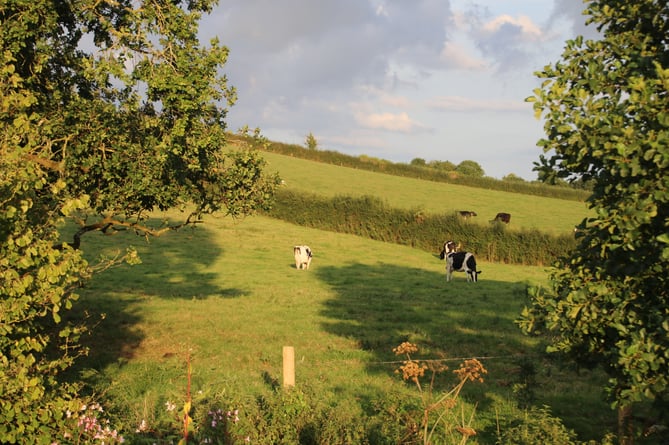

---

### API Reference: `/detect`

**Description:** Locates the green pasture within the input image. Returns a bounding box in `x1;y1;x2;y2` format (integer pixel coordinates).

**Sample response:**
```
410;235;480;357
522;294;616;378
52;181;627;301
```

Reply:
72;212;612;443
261;152;593;236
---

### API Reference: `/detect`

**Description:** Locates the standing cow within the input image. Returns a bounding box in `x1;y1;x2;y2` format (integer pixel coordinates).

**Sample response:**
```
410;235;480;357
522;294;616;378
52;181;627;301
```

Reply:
293;245;313;270
439;241;481;282
492;212;511;224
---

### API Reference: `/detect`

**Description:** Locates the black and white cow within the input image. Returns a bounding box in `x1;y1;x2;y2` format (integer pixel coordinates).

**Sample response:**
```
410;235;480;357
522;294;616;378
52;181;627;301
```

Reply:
458;210;477;218
439;241;481;282
293;245;313;270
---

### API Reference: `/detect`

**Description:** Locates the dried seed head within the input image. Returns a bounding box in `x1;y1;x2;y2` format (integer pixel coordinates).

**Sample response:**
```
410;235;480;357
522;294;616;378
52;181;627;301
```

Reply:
398;360;427;382
453;359;488;383
393;342;419;356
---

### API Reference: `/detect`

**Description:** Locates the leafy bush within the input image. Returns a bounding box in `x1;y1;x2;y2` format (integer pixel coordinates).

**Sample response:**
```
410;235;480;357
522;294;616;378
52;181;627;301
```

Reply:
0;149;92;443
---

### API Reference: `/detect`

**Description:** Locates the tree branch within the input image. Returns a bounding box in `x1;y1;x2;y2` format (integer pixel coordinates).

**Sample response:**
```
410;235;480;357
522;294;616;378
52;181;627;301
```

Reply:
59;212;203;249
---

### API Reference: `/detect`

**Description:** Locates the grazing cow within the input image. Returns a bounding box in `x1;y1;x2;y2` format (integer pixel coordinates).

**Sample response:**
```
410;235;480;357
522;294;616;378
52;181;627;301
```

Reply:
458;210;477;218
493;212;511;224
293;245;313;270
439;241;481;282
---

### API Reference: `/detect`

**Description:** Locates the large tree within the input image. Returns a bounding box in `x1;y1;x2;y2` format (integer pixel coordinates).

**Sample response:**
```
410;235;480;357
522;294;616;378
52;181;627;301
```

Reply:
1;0;278;441
519;0;669;437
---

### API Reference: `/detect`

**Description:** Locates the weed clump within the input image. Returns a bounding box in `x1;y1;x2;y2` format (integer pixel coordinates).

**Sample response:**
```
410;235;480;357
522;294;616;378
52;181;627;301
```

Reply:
393;342;487;444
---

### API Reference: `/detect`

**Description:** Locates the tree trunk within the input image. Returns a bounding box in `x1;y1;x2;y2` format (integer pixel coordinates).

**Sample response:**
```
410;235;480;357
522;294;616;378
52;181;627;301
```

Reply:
618;405;633;445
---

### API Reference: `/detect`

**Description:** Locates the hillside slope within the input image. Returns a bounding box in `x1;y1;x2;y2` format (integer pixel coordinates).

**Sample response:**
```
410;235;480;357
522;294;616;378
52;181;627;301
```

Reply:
262;152;592;236
228;133;590;202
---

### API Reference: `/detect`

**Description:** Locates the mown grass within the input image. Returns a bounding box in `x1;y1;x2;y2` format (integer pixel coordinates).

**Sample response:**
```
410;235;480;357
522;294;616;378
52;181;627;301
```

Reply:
69;212;613;443
261;152;592;236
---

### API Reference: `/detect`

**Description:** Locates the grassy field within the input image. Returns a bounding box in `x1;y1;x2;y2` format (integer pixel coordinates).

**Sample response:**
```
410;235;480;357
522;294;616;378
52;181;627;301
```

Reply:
262;152;593;236
59;148;624;443
71;209;612;443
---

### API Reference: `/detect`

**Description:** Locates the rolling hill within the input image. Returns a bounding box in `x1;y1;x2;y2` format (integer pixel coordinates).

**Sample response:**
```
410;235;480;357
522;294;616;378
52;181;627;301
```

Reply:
70;145;614;444
261;150;592;236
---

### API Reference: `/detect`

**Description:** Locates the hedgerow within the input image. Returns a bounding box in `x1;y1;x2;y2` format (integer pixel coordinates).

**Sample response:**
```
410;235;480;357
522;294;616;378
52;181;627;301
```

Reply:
264;189;575;266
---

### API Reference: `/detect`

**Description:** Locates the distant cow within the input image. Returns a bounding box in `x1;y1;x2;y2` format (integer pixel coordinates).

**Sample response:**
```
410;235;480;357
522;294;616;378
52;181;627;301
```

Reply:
493;212;511;224
439;241;481;282
293;245;313;270
458;210;477;218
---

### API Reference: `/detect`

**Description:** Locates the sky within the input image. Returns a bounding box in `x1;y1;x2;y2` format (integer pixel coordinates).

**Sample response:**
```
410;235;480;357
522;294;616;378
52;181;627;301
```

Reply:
199;0;601;181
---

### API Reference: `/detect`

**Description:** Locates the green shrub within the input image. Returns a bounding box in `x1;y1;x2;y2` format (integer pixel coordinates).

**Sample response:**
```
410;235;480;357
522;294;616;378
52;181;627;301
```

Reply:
312;400;372;445
248;387;313;444
498;406;578;445
247;385;374;445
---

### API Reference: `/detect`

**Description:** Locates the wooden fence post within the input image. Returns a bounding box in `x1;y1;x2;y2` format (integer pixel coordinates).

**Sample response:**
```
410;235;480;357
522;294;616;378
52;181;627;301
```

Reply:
283;346;295;388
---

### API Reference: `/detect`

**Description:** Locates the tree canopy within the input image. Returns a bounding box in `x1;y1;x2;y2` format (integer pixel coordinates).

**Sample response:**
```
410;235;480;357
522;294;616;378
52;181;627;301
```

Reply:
520;0;668;417
455;160;485;177
1;0;278;441
3;0;278;242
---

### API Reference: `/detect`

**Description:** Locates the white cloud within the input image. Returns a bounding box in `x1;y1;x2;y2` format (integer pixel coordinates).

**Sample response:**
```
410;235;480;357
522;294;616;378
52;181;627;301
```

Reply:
198;0;578;180
482;14;544;41
357;85;413;108
379;93;411;108
355;111;427;133
440;41;487;70
452;5;552;71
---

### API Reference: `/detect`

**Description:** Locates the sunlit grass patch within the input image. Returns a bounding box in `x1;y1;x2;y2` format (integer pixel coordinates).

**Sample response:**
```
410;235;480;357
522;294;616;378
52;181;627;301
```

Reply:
68;213;610;442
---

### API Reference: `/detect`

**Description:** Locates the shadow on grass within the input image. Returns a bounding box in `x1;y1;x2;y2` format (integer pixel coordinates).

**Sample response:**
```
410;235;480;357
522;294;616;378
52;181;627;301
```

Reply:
314;261;613;442
65;219;244;376
311;262;530;440
316;261;531;366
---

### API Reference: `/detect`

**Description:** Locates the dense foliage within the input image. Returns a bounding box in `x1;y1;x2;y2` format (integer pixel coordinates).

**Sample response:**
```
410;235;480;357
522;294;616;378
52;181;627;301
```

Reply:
455;159;485;177
520;0;668;425
1;0;278;442
0;138;91;442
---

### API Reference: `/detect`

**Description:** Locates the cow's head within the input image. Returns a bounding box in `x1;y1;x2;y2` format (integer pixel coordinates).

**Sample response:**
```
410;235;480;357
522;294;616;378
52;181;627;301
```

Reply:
439;240;458;259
